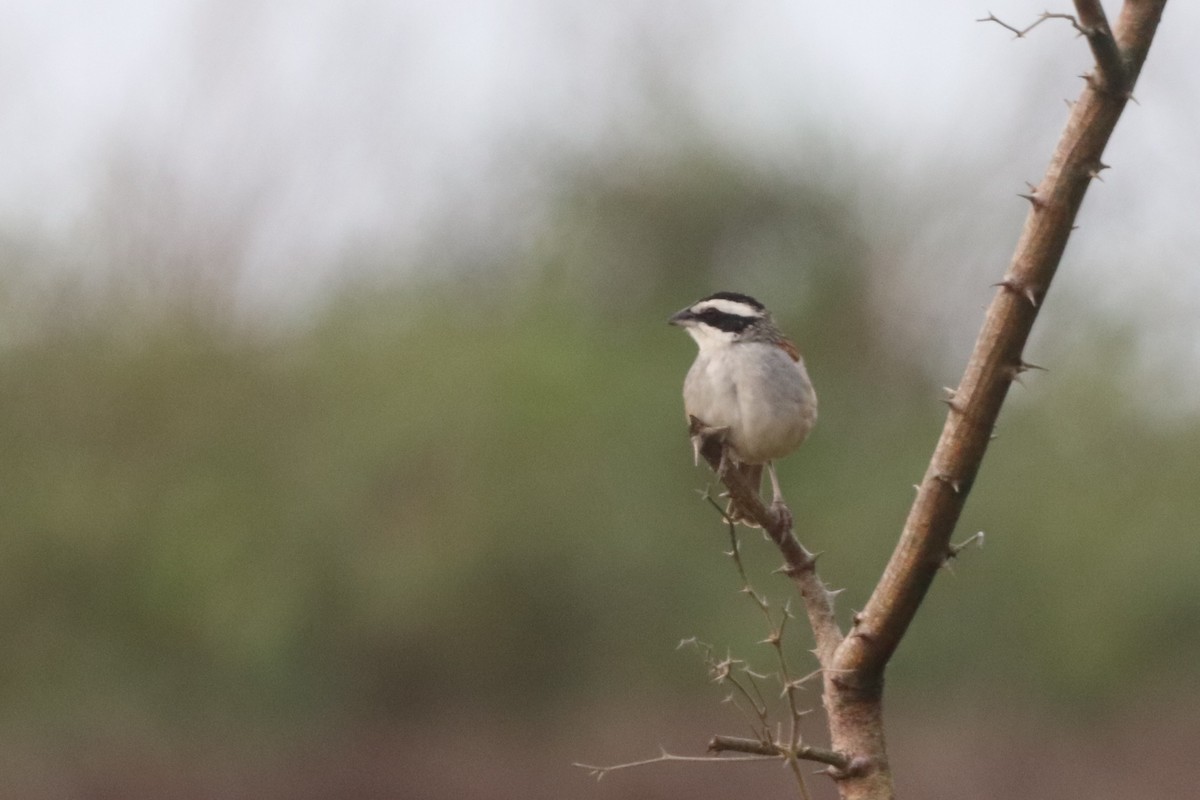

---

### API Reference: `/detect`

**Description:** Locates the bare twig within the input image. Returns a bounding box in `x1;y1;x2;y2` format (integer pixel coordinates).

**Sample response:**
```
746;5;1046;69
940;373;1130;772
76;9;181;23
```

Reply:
709;735;851;771
980;5;1129;92
692;418;844;666
977;10;1083;38
574;749;777;780
703;494;813;754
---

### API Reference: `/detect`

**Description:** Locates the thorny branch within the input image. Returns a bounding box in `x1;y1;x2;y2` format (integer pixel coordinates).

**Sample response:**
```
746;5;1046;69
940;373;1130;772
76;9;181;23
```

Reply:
709;735;850;771
977;10;1087;38
582;3;1168;798
583;495;845;797
979;4;1129;93
691;417;844;666
845;0;1168;686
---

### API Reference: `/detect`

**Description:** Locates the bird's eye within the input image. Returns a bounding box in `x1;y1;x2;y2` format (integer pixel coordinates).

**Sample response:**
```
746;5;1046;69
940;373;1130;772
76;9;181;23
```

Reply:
698;309;752;333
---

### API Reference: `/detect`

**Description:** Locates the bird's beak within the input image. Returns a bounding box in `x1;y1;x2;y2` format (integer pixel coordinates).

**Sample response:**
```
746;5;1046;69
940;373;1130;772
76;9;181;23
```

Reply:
668;308;695;327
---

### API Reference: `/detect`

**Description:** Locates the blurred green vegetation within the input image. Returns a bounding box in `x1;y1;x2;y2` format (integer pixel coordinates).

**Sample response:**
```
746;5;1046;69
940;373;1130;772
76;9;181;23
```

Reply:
0;149;1197;749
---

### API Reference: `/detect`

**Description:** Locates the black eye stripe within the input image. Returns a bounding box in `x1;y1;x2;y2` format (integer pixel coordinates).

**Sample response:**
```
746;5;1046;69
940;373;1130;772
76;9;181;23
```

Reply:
697;308;754;333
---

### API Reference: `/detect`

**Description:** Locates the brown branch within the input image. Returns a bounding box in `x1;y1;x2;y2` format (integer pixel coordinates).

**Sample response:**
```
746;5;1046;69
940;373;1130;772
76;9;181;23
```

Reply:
625;6;1169;800
1074;0;1129;92
841;0;1168;684
806;5;1169;798
692;418;843;666
979;4;1128;93
709;735;850;771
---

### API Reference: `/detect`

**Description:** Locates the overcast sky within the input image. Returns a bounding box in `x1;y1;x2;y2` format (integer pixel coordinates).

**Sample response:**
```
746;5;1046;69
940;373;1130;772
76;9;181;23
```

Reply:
1;0;1195;363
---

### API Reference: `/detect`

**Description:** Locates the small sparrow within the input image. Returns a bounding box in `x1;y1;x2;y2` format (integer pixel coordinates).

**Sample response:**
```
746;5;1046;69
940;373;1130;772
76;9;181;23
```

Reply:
669;292;817;525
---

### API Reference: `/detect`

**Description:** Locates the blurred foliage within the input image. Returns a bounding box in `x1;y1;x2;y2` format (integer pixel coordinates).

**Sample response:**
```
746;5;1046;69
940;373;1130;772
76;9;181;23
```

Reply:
0;147;1197;747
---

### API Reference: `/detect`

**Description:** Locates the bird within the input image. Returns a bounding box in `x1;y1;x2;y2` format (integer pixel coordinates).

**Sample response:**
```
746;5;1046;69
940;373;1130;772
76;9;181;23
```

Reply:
668;292;817;526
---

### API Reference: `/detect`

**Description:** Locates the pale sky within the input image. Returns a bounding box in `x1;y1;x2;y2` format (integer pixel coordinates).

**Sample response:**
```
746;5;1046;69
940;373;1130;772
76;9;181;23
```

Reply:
1;0;1195;374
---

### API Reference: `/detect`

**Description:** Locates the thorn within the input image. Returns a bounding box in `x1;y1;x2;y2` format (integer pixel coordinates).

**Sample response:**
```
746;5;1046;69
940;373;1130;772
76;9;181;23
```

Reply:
1063;98;1075;109
944;531;987;568
934;472;963;494
994;277;1039;307
826;587;845;599
852;611;864;626
912;484;921;492
1018;360;1048;372
1017;191;1045;209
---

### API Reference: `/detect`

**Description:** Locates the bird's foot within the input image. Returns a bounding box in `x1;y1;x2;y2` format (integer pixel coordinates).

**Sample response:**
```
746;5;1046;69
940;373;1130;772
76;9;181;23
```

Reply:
769;498;793;531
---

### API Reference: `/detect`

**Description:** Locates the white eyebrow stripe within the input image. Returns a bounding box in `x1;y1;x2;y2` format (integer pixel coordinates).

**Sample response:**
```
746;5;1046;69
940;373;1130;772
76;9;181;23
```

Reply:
692;298;764;317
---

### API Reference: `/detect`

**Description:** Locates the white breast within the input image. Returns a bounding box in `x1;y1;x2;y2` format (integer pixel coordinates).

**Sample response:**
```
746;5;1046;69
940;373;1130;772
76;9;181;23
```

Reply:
683;341;816;464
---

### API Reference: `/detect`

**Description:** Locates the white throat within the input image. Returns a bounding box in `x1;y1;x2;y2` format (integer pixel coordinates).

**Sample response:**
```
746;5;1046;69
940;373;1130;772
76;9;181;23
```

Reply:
686;324;737;352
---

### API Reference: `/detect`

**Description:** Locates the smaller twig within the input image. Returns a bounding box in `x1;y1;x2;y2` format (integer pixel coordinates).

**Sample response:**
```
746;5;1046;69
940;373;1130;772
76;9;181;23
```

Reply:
1040;12;1090;36
691;420;843;665
699;488;816;800
978;6;1127;92
941;531;985;574
680;638;772;741
574;749;776;780
976;12;1022;37
946;531;985;562
709;736;850;771
975;11;1065;38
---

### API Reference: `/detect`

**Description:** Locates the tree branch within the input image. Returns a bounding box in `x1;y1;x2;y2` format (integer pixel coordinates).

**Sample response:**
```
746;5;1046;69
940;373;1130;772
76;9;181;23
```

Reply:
1074;0;1128;92
709;735;851;770
841;0;1168;684
594;6;1170;799
692;417;844;666
978;4;1130;93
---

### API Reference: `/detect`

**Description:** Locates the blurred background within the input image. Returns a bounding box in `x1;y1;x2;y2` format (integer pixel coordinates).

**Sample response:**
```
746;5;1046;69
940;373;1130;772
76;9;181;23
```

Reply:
1;1;1197;798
